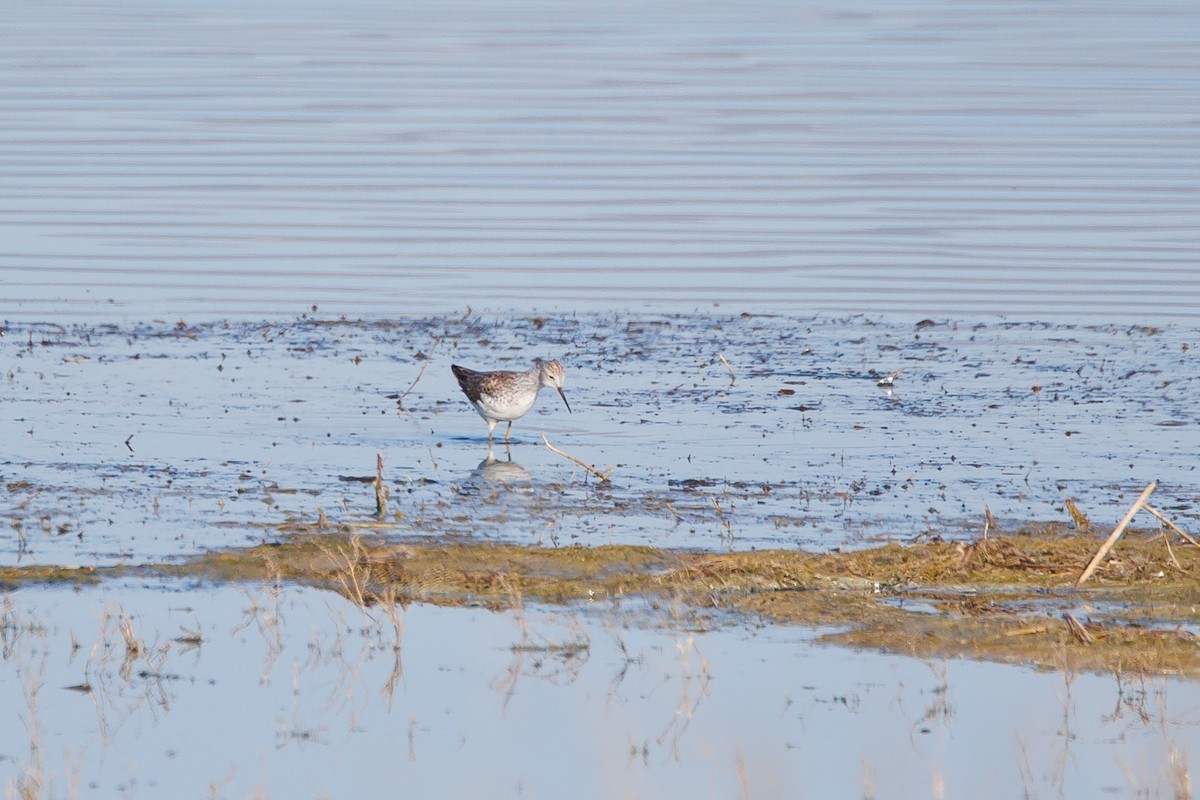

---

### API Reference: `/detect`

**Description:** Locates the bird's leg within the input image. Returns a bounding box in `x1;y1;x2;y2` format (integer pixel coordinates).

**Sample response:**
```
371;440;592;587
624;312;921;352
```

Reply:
505;421;513;444
486;419;497;447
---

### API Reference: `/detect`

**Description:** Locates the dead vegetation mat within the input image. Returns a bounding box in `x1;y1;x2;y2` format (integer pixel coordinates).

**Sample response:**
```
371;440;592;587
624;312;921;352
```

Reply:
3;528;1199;677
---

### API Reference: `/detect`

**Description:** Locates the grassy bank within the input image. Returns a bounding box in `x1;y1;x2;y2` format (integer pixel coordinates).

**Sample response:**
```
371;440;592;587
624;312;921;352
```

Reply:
4;525;1199;677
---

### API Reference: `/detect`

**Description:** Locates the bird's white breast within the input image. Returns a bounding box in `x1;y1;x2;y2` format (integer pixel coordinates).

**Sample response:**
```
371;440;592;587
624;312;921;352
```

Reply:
473;388;538;422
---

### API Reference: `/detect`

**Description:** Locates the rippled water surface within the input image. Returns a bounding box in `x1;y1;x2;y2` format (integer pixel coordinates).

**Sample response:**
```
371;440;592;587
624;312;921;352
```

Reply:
1;0;1198;321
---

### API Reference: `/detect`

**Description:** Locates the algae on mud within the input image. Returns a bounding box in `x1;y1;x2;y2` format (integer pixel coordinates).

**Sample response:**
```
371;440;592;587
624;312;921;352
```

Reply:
3;527;1198;678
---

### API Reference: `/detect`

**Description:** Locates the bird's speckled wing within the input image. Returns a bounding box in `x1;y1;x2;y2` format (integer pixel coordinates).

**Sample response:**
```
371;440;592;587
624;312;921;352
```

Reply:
451;364;484;402
452;364;526;405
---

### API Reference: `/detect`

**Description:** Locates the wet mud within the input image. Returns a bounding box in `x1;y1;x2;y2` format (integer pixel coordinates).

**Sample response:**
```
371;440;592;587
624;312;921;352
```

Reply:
2;313;1197;566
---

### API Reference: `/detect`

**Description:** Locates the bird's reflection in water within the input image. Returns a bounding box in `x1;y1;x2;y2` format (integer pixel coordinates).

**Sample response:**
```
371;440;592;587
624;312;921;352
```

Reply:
471;449;533;485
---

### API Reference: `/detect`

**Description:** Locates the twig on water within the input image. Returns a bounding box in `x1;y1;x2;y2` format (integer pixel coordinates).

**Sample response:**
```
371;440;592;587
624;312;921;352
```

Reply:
1076;481;1157;586
1003;623;1049;638
717;353;736;385
395;336;442;411
374;453;390;517
1063;613;1095;645
1161;531;1183;571
711;497;733;538
1143;503;1200;552
540;433;612;483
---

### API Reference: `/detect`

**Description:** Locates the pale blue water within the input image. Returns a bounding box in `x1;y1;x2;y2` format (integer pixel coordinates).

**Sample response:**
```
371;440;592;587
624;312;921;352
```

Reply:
1;0;1198;322
1;582;1197;800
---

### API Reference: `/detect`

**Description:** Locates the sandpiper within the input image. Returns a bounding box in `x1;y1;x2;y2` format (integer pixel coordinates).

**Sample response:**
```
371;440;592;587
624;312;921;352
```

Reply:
451;358;570;445
876;369;903;387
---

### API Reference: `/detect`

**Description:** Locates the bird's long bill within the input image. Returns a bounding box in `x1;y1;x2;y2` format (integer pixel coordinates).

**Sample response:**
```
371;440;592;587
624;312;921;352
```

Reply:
557;387;572;413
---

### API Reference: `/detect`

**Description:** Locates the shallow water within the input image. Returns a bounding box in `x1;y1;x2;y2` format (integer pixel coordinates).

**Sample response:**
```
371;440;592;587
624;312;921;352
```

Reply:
2;582;1197;799
2;314;1197;565
1;0;1198;322
3;1;1200;796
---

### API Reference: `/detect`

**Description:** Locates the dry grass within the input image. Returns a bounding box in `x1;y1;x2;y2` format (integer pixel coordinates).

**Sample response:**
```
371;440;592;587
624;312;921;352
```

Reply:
3;528;1200;677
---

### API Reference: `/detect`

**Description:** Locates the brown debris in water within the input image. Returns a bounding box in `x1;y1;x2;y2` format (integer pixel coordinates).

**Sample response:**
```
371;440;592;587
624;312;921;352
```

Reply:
2;529;1199;677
